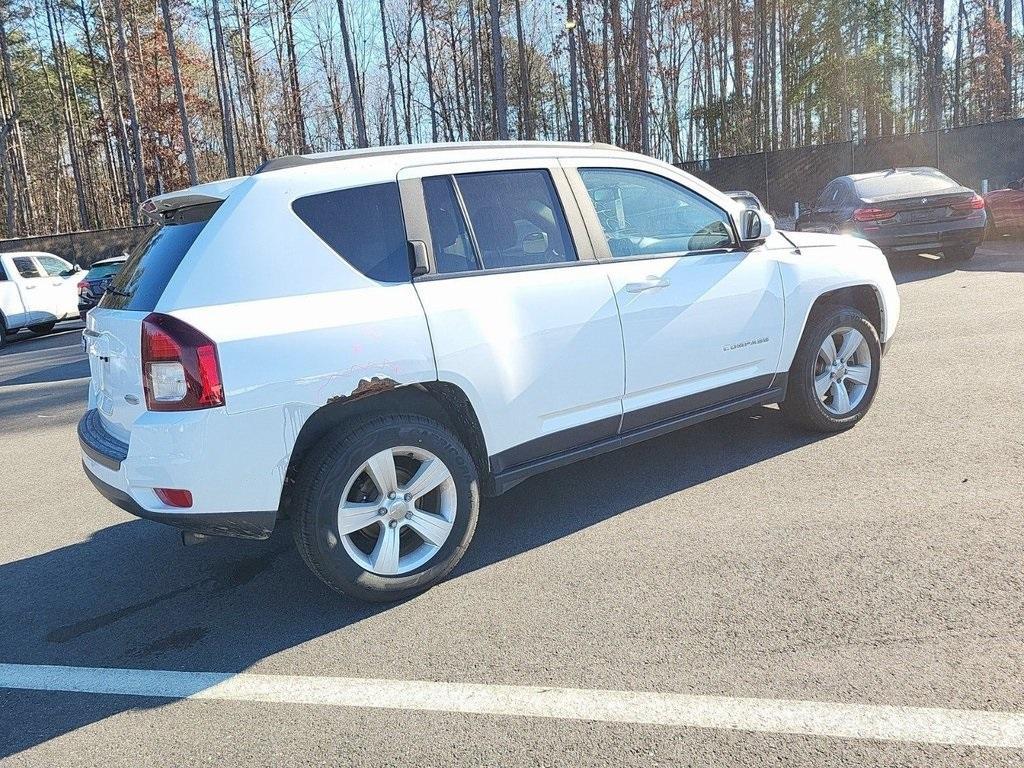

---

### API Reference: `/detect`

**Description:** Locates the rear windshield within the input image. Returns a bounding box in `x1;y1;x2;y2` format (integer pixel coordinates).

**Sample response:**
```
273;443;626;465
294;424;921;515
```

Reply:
100;203;217;311
854;169;959;199
86;262;124;280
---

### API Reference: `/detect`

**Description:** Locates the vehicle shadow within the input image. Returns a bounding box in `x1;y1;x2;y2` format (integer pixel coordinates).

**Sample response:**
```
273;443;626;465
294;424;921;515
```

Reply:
1;322;84;352
890;240;1023;285
0;403;826;757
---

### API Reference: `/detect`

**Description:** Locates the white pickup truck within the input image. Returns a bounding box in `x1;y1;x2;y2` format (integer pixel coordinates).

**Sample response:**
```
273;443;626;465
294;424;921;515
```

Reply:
0;251;82;347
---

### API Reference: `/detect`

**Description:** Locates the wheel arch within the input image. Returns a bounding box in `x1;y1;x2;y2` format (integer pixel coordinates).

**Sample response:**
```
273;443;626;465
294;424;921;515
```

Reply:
807;284;883;336
279;381;492;515
784;283;885;371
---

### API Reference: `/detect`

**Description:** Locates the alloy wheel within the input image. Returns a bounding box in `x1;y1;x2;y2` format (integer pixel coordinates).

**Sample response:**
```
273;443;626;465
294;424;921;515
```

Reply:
814;326;872;415
336;446;457;576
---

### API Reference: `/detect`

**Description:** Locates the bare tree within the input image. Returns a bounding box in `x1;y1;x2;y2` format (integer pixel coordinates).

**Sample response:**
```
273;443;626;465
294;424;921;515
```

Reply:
160;0;198;185
489;0;508;139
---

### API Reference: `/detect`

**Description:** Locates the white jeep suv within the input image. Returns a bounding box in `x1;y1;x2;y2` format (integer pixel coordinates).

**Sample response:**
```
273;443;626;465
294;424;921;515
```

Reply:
79;142;899;602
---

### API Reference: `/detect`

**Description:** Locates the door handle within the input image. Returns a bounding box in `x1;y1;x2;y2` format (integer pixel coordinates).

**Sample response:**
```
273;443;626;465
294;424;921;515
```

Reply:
625;277;670;293
24;284;37;289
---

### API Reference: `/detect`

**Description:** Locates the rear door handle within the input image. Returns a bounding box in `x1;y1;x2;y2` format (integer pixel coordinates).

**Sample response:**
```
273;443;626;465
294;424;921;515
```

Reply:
625;277;670;293
24;284;37;289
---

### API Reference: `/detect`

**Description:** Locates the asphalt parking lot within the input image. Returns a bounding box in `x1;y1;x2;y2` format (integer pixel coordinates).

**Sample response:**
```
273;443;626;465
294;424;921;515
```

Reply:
1;243;1022;766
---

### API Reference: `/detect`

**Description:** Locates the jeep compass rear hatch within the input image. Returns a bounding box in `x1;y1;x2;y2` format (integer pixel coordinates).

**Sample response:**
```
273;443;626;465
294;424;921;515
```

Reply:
84;183;236;442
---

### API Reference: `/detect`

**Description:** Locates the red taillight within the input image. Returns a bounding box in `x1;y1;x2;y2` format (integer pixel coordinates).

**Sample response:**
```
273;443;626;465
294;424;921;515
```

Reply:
853;207;897;223
950;193;985;213
155;488;193;508
77;280;88;297
141;313;225;411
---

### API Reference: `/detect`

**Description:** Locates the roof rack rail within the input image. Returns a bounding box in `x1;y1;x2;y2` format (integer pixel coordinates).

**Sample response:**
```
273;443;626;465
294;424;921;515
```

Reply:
254;140;625;175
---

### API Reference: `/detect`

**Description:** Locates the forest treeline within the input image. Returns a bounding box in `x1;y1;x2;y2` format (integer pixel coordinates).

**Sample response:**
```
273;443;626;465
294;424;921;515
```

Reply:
0;0;1021;236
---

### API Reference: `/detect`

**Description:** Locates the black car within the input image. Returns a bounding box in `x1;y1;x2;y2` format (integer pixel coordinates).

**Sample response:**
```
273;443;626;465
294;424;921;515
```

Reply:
797;167;987;261
77;257;127;320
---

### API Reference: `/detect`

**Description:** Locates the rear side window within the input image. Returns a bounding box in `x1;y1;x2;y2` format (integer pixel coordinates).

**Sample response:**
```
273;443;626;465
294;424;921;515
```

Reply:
292;182;409;283
423;169;578;274
101;203;217;312
423;176;478;274
13;257;42;278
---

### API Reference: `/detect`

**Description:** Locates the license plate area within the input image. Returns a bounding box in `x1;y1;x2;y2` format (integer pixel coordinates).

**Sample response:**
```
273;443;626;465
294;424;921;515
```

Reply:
900;209;942;224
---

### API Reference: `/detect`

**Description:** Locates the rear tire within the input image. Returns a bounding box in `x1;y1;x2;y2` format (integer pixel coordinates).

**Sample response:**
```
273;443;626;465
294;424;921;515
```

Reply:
29;321;57;336
782;306;881;433
944;245;976;262
291;413;479;602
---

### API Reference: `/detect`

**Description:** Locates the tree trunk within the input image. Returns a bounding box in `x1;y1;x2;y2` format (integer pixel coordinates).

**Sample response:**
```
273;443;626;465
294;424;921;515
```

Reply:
636;0;651;154
929;0;945;130
489;0;509;139
236;0;268;161
418;0;439;141
45;0;90;228
113;0;147;202
378;0;401;143
513;0;532;139
467;0;483;139
568;16;580;141
160;0;198;185
336;0;368;147
280;0;308;154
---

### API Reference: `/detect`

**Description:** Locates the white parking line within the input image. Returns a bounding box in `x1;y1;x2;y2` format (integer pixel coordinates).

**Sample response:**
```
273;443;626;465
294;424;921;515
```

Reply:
1;663;1022;748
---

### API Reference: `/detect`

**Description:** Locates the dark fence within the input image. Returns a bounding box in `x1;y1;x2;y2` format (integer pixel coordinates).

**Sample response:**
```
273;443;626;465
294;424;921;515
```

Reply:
0;225;148;267
679;118;1024;220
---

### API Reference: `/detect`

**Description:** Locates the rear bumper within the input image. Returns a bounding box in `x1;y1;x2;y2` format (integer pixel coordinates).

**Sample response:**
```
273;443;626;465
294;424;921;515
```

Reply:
82;462;276;539
858;220;986;254
78;407;278;540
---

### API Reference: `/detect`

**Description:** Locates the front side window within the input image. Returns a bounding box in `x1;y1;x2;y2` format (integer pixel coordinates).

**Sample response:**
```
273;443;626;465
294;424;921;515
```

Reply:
37;255;72;276
292;182;409;283
12;257;42;278
579;168;734;257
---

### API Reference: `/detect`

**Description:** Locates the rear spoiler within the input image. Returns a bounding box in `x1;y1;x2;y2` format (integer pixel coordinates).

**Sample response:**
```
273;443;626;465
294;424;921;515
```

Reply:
140;177;247;223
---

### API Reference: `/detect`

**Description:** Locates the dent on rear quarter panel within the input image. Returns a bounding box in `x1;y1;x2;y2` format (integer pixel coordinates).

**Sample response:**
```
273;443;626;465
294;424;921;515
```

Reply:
155;173;438;509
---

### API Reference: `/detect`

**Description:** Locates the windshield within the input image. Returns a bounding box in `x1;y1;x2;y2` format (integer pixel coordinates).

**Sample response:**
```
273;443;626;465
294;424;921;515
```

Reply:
85;263;124;281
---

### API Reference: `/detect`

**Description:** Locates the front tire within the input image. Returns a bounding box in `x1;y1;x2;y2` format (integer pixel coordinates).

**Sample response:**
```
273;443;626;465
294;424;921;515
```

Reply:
782;306;881;433
291;413;479;602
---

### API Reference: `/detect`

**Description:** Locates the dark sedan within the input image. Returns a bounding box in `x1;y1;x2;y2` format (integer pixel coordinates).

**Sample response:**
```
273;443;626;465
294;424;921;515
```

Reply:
797;167;987;261
77;256;127;320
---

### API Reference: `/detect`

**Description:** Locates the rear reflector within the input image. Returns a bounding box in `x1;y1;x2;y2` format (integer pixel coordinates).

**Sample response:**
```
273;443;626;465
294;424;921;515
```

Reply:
950;193;985;212
155;488;193;508
853;207;897;223
142;313;225;411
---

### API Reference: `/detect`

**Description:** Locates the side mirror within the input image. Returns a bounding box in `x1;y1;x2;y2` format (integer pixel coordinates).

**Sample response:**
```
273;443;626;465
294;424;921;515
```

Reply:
738;209;774;248
61;265;82;277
